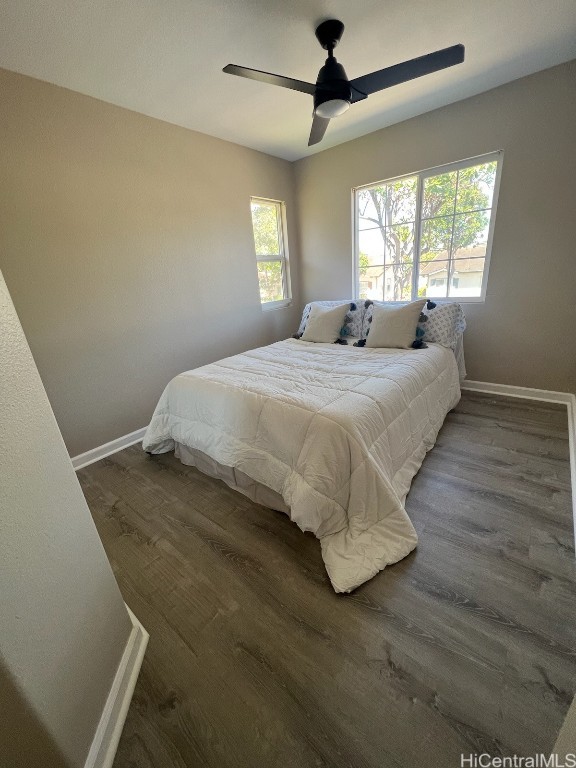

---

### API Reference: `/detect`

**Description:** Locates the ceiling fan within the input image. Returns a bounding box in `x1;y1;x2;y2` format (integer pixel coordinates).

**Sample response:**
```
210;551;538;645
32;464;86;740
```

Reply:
223;20;464;147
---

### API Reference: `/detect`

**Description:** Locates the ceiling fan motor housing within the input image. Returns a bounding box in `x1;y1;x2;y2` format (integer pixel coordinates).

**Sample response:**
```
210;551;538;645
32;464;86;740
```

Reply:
314;57;352;112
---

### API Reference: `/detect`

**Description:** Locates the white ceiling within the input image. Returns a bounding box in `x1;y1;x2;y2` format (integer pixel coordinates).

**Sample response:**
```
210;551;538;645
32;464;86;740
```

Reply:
1;0;576;161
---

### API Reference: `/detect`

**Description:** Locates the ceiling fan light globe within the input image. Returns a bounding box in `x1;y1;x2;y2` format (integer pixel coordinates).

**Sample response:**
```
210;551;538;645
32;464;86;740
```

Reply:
315;98;350;118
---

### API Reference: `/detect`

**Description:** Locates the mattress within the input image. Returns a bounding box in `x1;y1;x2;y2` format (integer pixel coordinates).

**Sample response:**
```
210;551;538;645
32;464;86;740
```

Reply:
143;338;461;592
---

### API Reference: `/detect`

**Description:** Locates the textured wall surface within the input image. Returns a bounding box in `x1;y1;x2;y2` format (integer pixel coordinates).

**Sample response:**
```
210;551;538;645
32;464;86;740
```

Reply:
0;68;301;456
294;60;576;395
0;269;132;767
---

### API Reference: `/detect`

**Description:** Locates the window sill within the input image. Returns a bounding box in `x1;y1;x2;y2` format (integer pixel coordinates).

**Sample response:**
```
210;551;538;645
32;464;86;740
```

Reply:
261;299;292;312
427;296;486;304
357;297;486;305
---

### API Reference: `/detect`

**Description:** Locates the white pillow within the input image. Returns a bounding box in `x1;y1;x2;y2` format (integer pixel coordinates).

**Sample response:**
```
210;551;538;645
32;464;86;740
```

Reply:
366;299;427;349
297;301;363;339
301;303;350;343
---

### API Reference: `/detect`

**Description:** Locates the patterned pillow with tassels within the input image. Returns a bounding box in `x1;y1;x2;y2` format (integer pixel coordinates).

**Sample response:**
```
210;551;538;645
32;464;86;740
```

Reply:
418;301;467;349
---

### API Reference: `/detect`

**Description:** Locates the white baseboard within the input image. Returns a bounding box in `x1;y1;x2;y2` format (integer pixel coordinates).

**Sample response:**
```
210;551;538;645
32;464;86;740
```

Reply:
462;380;576;551
72;427;148;471
84;605;149;768
462;379;575;406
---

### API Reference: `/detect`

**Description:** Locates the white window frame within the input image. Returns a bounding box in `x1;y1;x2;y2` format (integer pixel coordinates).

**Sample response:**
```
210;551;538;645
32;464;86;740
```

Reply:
250;197;292;311
352;151;503;304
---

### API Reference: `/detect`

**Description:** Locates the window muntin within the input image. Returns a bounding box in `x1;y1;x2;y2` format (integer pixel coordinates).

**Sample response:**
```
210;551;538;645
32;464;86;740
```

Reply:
354;152;502;303
250;198;291;308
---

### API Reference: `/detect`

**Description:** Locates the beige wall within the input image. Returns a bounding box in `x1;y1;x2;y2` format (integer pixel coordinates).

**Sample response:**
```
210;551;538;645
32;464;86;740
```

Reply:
0;68;301;456
0;269;133;768
294;60;576;395
2;60;574;461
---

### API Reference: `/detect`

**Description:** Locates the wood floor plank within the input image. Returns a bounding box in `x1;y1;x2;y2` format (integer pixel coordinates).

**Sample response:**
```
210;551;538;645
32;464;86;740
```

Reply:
78;391;576;766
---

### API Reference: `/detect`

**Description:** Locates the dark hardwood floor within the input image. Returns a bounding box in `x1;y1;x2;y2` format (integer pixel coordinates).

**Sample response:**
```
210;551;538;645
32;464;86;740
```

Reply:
78;391;575;768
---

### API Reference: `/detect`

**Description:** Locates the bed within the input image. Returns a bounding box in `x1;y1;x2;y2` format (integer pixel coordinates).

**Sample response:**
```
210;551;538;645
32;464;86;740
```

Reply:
143;300;463;593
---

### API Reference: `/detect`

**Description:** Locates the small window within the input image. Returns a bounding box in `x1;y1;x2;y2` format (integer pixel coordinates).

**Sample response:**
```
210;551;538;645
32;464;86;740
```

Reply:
250;198;291;309
354;152;502;303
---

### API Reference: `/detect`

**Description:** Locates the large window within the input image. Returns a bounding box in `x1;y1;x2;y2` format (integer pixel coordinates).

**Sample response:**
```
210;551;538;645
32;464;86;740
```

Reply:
250;197;291;309
354;152;502;303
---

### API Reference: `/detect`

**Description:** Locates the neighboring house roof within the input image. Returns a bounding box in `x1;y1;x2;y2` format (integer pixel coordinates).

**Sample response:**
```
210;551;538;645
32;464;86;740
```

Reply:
419;246;486;275
360;247;486;283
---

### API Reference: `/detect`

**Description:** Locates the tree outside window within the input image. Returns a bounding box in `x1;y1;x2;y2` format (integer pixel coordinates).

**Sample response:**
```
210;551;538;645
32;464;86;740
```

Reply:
250;198;291;306
355;153;501;302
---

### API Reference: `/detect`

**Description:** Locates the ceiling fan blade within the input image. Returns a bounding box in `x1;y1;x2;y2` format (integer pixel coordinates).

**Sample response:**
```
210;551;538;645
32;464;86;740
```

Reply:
223;64;316;95
308;114;330;146
350;85;368;104
349;44;465;98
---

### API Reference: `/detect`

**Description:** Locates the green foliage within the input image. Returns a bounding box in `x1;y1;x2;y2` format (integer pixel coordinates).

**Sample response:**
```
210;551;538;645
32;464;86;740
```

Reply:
257;260;284;303
420;163;496;256
251;202;280;256
358;162;496;300
360;177;417;300
251;201;285;303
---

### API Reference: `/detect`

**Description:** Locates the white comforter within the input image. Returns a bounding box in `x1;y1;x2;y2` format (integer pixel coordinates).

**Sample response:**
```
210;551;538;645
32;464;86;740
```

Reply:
143;339;460;592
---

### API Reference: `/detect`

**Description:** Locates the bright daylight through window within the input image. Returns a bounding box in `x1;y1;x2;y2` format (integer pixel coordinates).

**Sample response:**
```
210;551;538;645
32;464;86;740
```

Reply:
250;197;291;308
354;152;502;303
